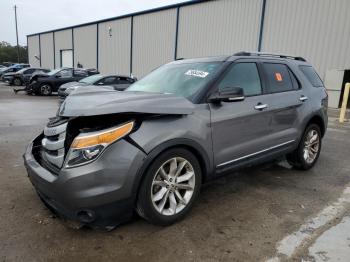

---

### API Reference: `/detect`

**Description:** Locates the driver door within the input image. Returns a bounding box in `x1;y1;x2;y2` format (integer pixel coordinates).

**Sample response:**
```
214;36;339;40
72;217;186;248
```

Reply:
210;61;275;172
54;68;73;89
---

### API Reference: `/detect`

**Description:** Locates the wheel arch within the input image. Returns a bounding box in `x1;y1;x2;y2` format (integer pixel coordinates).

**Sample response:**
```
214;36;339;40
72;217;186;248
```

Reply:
305;114;326;137
130;138;213;201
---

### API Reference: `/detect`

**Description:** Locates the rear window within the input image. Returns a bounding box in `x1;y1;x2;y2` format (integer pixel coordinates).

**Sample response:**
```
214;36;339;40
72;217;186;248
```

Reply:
263;63;295;93
299;66;323;87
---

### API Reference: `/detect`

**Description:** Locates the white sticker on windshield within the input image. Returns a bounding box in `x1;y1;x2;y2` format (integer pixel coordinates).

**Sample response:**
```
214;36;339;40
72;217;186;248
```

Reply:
185;70;209;78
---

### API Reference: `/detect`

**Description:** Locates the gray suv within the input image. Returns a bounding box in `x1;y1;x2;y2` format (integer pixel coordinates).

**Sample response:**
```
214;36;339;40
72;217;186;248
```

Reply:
24;52;328;229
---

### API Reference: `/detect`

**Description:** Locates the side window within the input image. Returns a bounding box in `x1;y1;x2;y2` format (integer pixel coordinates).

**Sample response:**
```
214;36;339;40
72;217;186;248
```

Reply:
218;62;262;96
25;69;35;74
74;69;88;77
299;65;324;87
263;63;295;93
101;77;117;85
118;77;133;84
57;69;73;78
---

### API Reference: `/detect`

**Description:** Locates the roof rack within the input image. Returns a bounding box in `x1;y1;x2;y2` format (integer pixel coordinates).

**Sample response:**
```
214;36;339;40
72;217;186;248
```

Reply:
233;51;307;62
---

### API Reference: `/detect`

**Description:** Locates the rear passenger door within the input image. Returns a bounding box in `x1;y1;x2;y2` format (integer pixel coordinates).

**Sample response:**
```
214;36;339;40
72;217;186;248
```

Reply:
260;61;305;146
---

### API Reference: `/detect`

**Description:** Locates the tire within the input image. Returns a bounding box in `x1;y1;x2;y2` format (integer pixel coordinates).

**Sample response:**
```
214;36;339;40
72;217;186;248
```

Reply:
13;78;22;86
40;83;52;96
287;124;322;170
136;148;202;226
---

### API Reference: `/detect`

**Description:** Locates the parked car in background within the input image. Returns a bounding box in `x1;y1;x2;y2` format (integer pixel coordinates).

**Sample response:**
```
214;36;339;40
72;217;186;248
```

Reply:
0;63;30;79
2;67;50;86
1;62;16;67
58;74;136;100
0;65;6;69
24;52;328;229
26;68;99;95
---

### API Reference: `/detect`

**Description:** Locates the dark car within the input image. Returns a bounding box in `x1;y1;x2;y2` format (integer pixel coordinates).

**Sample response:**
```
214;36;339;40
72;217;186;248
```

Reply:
24;52;328;229
58;74;136;100
1;62;16;67
26;68;98;95
3;67;50;86
0;64;30;80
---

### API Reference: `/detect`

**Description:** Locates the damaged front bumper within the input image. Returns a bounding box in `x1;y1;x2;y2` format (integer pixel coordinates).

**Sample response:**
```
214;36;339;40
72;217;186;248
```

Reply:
2;76;14;83
26;82;40;94
23;134;147;229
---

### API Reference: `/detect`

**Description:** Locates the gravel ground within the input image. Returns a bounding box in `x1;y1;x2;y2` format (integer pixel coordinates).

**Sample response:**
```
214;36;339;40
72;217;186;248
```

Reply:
0;82;349;262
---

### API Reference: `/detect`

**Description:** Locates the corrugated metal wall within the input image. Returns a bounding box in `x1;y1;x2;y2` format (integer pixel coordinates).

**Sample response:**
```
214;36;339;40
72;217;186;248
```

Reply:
98;18;131;75
261;0;350;79
54;29;72;68
40;33;54;69
74;25;97;69
27;35;40;67
177;0;262;58
132;8;177;77
28;0;350;80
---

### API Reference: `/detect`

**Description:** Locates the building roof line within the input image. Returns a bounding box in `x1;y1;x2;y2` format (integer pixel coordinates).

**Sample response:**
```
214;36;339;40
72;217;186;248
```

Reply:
27;0;211;37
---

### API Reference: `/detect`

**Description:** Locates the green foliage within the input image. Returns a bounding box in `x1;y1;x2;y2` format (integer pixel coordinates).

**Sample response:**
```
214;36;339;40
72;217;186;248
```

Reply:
0;41;28;64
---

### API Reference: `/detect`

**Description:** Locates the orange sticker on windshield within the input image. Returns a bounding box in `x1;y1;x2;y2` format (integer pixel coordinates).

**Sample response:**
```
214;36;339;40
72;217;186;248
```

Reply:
275;73;283;81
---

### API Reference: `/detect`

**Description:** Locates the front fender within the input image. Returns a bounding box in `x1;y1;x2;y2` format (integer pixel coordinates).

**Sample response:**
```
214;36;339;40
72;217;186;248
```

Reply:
129;111;214;198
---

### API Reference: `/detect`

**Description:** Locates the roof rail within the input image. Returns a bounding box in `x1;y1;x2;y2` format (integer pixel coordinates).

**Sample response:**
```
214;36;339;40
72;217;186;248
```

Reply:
233;51;307;62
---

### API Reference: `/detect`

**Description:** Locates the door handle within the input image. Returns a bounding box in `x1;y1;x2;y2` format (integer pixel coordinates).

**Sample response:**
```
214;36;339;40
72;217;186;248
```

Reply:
254;103;268;110
299;95;308;102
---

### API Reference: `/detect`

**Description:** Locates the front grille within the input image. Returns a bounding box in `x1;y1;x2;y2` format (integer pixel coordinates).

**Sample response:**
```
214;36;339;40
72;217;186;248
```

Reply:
41;122;68;169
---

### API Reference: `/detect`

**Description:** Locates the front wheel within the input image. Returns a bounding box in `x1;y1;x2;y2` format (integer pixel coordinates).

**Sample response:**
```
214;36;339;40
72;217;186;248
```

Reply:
287;124;322;170
136;148;202;226
40;84;52;96
13;78;22;86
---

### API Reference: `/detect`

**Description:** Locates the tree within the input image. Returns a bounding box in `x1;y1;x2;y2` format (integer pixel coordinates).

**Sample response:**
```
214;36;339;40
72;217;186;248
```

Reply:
0;41;28;64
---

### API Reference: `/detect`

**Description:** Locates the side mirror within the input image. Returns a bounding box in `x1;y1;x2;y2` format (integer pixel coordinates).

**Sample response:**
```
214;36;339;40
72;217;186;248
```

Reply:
208;87;245;103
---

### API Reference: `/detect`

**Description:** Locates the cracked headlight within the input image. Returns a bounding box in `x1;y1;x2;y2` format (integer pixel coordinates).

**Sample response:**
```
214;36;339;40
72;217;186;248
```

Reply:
65;121;134;168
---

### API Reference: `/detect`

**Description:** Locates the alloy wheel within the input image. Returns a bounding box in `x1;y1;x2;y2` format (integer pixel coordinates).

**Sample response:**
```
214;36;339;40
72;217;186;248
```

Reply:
14;78;22;86
151;157;195;216
41;85;51;95
303;129;320;164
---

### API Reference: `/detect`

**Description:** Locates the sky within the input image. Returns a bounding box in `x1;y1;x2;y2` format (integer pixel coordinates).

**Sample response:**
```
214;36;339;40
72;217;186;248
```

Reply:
0;0;190;46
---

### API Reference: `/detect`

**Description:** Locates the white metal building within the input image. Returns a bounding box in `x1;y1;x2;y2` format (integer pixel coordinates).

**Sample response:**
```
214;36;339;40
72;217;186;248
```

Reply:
27;0;350;105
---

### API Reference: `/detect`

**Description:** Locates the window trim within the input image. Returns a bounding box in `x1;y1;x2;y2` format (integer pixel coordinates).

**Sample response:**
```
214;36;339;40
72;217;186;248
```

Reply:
213;61;264;98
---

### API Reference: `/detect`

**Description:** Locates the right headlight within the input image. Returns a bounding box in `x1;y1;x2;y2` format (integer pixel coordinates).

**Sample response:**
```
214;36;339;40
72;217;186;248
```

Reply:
64;121;134;168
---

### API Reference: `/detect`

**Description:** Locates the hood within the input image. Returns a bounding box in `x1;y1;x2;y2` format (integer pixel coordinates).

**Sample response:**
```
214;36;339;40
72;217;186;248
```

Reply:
3;72;16;77
59;81;83;90
58;89;195;117
65;84;113;95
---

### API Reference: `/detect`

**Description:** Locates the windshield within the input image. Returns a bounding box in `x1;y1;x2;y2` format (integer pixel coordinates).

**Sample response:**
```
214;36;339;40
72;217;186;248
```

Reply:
127;62;221;99
47;68;62;76
79;74;103;84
